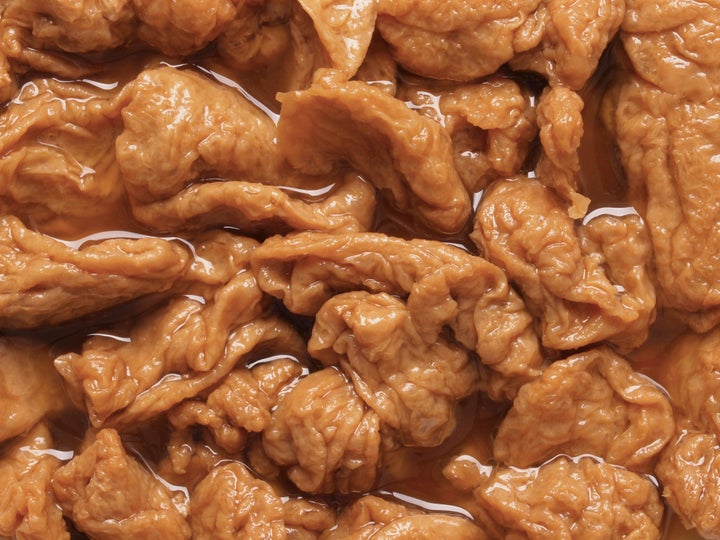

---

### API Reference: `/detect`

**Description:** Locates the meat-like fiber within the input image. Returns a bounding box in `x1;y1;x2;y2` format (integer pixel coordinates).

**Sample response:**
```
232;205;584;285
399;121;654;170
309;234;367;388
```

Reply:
444;455;664;539
131;172;376;235
189;462;285;539
309;291;480;447
321;495;488;540
252;231;543;399
651;327;720;538
399;77;537;193
602;0;720;331
535;86;590;218
0;338;69;443
260;367;382;494
0;215;190;328
654;326;720;437
117;66;282;204
284;498;336;539
53;231;304;427
167;358;304;453
298;0;377;78
52;428;191;539
376;0;623;89
473;176;656;351
494;346;674;472
656;428;720;540
0;423;68;540
0;0;135;54
133;0;239;56
277;70;471;234
0;78;125;227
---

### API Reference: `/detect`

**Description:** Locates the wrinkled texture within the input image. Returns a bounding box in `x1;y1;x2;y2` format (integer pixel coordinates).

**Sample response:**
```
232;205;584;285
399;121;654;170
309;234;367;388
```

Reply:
117;66;376;234
260;367;382;494
654;326;720;436
353;34;397;94
168;358;304;453
400;77;537;193
0;423;68;540
54;231;303;427
309;291;480;447
535;86;589;218
473;177;656;351
159;437;236;495
252;231;543;399
320;495;488;540
0;0;244;74
376;0;541;81
132;173;376;235
603;0;720;331
52;428;191;540
283;498;336;540
494;347;674;472
0;215;190;328
218;1;325;92
0;78;125;230
0;51;16;103
509;0;625;89
376;0;623;88
132;0;239;56
620;0;720;101
444;456;664;539
0;0;706;537
298;0;377;77
117;66;282;204
656;429;720;540
0;0;135;55
190;462;285;540
0;338;69;443
652;327;720;538
277;70;471;233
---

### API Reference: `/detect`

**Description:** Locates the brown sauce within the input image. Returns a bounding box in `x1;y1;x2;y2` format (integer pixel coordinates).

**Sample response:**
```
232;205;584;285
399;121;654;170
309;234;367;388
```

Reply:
0;30;707;540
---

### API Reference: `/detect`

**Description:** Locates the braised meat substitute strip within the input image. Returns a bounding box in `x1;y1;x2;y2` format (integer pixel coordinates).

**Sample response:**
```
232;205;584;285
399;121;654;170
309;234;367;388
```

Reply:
0;0;718;538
